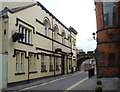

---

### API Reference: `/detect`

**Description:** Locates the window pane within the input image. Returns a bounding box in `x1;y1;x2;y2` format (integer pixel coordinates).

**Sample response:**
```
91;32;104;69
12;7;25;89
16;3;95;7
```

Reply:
21;53;24;72
44;26;47;36
16;52;20;73
29;56;32;72
103;2;116;27
23;28;26;42
28;31;31;44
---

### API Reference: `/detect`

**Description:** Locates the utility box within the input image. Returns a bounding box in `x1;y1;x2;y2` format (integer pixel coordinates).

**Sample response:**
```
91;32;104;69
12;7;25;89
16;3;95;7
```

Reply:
0;54;8;89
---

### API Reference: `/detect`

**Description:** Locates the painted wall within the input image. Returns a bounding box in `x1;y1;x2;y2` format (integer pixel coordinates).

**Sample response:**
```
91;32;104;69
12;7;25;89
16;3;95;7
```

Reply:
0;1;77;84
0;54;8;89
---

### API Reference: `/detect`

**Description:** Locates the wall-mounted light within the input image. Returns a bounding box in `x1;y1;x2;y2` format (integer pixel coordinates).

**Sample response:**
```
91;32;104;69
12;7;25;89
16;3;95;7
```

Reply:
55;48;62;53
2;8;9;23
68;52;73;56
2;15;9;23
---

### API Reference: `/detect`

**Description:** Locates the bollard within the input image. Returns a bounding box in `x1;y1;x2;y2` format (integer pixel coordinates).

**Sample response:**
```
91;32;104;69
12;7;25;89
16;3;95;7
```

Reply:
97;80;102;85
95;86;102;92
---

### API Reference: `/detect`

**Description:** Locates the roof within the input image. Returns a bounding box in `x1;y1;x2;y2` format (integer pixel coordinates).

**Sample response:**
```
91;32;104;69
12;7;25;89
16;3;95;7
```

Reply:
69;26;78;35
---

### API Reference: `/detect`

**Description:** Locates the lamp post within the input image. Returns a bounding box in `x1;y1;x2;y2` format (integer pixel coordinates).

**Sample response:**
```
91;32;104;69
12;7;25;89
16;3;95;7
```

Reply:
92;32;96;40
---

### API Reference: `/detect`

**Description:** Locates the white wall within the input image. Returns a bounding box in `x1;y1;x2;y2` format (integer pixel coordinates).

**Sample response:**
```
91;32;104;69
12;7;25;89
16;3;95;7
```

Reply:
0;53;8;89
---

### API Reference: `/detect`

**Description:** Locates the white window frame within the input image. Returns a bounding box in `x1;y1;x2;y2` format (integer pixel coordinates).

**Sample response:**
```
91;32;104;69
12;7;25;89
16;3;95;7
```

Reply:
16;52;25;73
19;25;32;44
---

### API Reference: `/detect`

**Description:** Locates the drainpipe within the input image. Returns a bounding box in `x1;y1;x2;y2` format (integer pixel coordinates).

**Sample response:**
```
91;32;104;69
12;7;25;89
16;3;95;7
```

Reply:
28;57;30;83
70;31;73;73
66;54;68;74
51;18;55;77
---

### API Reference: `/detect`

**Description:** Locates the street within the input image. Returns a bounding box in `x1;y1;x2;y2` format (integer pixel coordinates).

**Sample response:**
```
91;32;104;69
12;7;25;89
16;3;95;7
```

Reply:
19;72;88;91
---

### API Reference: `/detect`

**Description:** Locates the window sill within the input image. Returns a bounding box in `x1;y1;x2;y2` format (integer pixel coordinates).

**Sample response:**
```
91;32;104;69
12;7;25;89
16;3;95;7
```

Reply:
49;70;54;72
41;70;47;72
29;71;37;74
56;69;60;71
15;72;25;75
18;41;33;46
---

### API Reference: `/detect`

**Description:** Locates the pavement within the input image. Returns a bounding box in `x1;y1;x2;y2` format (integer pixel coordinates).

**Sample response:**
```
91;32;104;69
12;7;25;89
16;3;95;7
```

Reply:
2;71;120;92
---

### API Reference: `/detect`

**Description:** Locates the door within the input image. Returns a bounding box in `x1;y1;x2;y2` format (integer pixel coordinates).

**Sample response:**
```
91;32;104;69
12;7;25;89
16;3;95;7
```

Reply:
61;55;65;75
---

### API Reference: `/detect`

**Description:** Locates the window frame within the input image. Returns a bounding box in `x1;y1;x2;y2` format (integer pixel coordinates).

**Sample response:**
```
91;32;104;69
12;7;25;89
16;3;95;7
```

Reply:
19;25;32;44
102;2;117;27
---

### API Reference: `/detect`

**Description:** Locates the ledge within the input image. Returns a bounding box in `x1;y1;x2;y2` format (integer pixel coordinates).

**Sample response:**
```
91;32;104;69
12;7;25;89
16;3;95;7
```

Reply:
41;70;47;72
15;72;25;75
18;41;33;46
97;26;120;33
56;69;60;71
49;69;54;72
29;71;37;74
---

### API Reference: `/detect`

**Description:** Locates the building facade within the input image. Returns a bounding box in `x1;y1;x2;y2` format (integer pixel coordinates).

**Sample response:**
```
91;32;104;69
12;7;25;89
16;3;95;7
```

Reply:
95;1;120;77
0;1;77;87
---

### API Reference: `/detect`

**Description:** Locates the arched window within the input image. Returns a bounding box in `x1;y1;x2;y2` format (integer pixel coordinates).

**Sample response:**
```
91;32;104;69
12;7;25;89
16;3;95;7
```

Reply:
53;24;59;40
62;31;66;44
43;18;51;36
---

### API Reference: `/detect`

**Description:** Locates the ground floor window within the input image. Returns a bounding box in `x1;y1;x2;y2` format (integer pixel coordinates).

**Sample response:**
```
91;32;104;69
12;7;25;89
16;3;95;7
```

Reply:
49;56;54;71
16;52;25;73
109;53;116;65
29;54;37;72
69;59;72;70
41;54;47;72
55;57;60;71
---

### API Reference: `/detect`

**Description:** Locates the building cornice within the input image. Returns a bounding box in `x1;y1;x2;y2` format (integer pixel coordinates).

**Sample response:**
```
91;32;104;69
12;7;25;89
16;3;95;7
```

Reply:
96;26;120;33
97;40;120;45
2;3;37;14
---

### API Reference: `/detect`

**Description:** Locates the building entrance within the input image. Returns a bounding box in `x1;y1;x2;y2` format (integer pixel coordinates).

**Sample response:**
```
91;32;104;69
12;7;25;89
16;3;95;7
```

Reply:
61;55;65;75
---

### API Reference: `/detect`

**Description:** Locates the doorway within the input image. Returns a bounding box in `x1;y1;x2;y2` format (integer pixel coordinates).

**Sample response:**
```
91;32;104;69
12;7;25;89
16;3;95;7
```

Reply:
61;55;65;75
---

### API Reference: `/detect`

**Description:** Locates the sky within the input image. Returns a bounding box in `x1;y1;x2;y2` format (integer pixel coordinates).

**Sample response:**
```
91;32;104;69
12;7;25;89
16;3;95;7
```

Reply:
36;0;97;52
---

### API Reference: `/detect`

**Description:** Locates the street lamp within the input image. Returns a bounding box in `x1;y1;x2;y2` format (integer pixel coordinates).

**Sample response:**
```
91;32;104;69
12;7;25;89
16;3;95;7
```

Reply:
2;8;9;23
68;52;73;57
92;32;96;40
55;48;62;53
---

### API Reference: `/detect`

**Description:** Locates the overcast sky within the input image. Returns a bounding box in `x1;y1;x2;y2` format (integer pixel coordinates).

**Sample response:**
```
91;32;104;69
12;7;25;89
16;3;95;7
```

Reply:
36;0;97;51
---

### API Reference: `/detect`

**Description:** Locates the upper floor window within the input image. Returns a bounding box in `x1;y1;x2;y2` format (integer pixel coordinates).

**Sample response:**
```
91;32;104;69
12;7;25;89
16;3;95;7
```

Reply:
62;31;66;44
43;18;51;36
53;25;59;40
19;25;32;44
103;2;116;27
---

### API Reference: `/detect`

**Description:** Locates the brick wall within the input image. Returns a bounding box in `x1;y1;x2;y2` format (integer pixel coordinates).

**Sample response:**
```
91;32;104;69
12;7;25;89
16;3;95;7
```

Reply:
95;2;120;77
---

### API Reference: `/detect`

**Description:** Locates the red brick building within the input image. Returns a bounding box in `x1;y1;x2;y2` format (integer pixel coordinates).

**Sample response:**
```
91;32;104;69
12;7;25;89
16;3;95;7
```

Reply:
95;1;120;77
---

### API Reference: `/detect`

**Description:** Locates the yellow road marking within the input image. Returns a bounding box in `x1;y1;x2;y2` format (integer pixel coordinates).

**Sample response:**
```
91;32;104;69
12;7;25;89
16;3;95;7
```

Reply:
65;77;88;90
21;85;38;90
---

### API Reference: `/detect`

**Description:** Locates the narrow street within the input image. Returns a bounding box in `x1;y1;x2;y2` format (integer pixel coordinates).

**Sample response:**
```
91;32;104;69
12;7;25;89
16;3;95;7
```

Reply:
19;72;88;91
